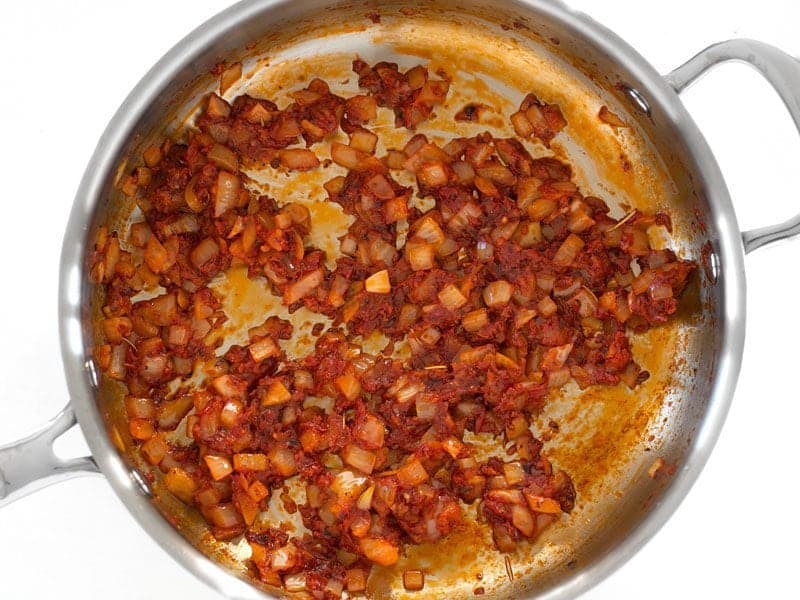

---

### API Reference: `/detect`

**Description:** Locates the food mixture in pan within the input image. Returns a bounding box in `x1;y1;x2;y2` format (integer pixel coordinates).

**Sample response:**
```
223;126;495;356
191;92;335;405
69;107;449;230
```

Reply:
91;58;695;596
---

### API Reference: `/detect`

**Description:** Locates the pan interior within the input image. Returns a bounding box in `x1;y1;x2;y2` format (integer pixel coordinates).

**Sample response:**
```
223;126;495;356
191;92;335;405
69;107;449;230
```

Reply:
89;1;714;597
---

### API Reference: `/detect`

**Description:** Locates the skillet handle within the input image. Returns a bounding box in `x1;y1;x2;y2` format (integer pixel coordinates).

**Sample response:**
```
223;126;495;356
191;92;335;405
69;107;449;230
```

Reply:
665;39;800;254
0;404;99;508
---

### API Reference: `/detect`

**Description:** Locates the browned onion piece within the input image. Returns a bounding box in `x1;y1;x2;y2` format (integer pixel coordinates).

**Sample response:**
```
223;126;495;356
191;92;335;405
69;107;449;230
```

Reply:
208;143;239;172
219;62;242;95
283;269;323;305
214;171;241;217
190;238;220;269
280;148;320;171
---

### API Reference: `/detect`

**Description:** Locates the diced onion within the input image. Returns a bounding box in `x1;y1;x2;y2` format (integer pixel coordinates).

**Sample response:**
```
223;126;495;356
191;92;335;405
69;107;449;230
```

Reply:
514;221;543;248
355;415;385;449
280;148;320;171
476;239;494;261
491;220;519;242
163;468;197;504
346;95;378;122
293;370;314;391
462;308;488;332
528;198;557;222
547;367;572;388
350;129;379;154
365;173;394;199
441;437;465;459
335;372;362;401
397;457;429;486
553;279;580;298
213;374;246;400
384;197;408;223
281;573;305;593
249;337;279;362
412;215;446;247
190;238;220;269
233;453;269;472
129;418;154;440
162;214;200;237
632;269;656;295
503;461;527;486
418;326;441;347
331;470;368;502
406;242;435;271
325;579;345;597
369;237;398;266
346;568;368;593
219;62;242;95
247;480;270;503
486;488;525;505
143;145;162;168
553;234;585;267
436;237;460;257
523;492;563;514
483;280;513;307
626;228;651;256
208;143;239;172
157;394;194;430
283;269;323;305
415;396;438;421
541;343;573;372
477;163;516;186
184;176;204;212
269;446;297;476
126;396;155;420
342;444;376;474
207;503;243;528
404;134;428;156
214;171;241;218
438;284;467;310
511;110;534;137
571;288;599;318
360;538;399;566
385;150;408;170
537;273;555;292
365;269;391;294
204;455;233;481
650;282;673;301
417;162;449;187
511;504;536;537
262;381;292;406
141;434;168;465
537;296;557;317
403;570;425;591
272;545;300;572
331;142;377;171
452;160;475;183
144;234;170;274
568;210;595;233
220;399;243;428
516;177;542;209
356;485;375;511
206;93;231;118
448;202;482;232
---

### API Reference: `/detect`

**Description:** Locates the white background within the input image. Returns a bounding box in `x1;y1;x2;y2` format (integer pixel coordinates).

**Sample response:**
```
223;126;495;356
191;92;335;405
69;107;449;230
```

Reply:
1;1;797;598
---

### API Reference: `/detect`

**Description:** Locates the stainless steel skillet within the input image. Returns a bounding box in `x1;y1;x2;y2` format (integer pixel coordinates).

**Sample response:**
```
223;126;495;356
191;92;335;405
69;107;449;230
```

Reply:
2;1;800;598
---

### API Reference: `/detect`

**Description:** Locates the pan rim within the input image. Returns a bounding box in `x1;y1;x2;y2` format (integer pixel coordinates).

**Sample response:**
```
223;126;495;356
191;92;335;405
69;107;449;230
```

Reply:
57;1;746;598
